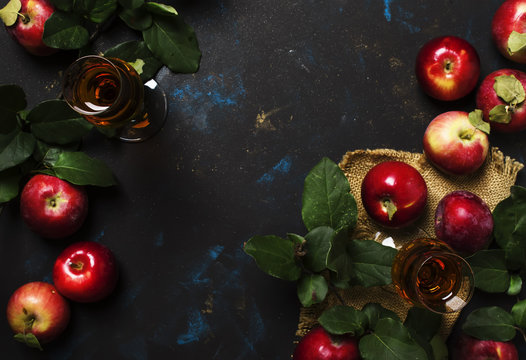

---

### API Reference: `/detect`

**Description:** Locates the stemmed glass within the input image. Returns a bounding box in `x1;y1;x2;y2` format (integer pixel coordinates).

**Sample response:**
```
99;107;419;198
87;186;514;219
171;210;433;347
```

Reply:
62;55;167;142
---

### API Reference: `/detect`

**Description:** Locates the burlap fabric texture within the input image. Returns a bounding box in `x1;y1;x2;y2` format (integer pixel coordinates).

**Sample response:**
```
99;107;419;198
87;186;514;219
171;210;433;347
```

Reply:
296;147;524;340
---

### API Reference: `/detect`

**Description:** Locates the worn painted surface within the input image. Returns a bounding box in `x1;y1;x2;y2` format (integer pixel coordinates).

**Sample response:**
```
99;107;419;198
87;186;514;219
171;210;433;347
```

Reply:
0;0;525;358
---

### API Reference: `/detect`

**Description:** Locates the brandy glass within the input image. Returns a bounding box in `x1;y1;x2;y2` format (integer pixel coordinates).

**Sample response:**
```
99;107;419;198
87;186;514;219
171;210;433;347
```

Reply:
391;237;475;314
62;55;167;142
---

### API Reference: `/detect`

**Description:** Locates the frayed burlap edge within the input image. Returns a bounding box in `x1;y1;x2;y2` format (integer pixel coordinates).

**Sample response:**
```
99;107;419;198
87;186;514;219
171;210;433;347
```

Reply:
296;147;523;340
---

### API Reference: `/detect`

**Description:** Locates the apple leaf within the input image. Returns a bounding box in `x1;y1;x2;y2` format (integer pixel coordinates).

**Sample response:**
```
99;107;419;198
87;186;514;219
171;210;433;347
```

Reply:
493;74;525;105
48;0;74;12
79;0;118;23
511;299;526;329
462;306;516;341
118;0;144;9
46;151;117;186
468;109;490;134
104;41;163;82
347;239;397;287
0;167;21;203
142;12;202;74
119;7;153;30
467;249;510;293
359;317;428;360
492;186;526;271
27;100;93;145
361;303;400;330
0;0;21;27
42;11;90;50
404;307;443;360
297;273;328;307
488;104;512;124
326;227;354;282
0;130;36;172
301;157;357;233
318;305;368;336
302;226;334;272
508;31;526;55
430;335;449;360
0;84;27;134
145;2;178;16
507;274;522;296
13;333;43;351
244;235;302;281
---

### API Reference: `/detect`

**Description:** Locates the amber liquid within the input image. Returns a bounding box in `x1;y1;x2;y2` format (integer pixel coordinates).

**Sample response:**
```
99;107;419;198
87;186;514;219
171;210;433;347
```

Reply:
391;238;472;313
66;57;144;128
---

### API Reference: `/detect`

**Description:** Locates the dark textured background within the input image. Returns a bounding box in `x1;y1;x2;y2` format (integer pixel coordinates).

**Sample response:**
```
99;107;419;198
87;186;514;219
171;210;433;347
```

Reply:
1;0;525;358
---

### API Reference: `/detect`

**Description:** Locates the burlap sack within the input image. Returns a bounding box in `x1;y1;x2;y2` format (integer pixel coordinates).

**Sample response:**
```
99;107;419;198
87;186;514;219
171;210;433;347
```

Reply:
296;147;524;339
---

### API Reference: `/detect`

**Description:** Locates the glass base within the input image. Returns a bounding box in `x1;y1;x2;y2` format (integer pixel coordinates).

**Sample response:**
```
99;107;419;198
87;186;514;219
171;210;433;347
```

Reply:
117;79;168;143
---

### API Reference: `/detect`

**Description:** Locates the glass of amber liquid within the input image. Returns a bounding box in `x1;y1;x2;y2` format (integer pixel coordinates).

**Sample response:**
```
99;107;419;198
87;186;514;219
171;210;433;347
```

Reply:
62;55;167;142
391;238;474;314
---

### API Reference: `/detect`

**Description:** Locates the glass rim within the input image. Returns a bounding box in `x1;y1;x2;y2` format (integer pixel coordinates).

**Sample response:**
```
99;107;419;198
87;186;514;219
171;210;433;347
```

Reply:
62;55;124;116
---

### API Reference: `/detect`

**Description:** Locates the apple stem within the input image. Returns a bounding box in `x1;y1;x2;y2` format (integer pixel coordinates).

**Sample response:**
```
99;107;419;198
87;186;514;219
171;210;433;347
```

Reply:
68;261;84;270
444;59;453;72
459;128;476;140
18;13;30;24
382;199;397;221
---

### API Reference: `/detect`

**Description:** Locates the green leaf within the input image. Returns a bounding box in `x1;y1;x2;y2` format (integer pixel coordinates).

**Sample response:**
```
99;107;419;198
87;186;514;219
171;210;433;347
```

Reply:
297;273;328;307
468;109;490;134
493;74;525;105
79;0;118;23
348;239;397;287
143;13;201;73
42;11;90;50
404;307;442;359
13;333;43;351
489;104;512;124
493;186;526;271
359;317;428;360
508;274;522;296
430;335;448;360
0;167;21;203
508;31;526;55
145;2;178;16
244;235;301;281
119;7;153;30
462;306;516;341
318;305;368;336
361;303;400;330
326;227;353;282
302;226;334;272
511;299;526;329
48;0;73;12
118;0;144;9
287;233;305;248
27;100;92;145
0;130;36;172
49;151;117;186
104;40;163;81
301;157;357;232
0;84;26;134
0;0;21;27
467;249;510;293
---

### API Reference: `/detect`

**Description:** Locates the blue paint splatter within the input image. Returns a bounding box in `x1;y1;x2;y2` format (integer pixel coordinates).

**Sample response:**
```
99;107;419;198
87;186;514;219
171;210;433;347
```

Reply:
180;245;225;288
384;0;392;21
176;308;210;345
257;156;293;184
94;229;105;242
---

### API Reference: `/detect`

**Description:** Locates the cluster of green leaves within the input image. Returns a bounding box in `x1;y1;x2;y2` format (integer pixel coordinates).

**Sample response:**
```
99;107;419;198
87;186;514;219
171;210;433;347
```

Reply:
320;304;447;360
0;84;116;204
43;0;201;75
488;74;525;124
244;158;397;308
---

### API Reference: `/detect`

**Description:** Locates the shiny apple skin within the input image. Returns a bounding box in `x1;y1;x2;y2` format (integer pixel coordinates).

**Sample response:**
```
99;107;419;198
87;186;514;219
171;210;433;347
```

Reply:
492;0;526;63
476;68;526;132
20;174;88;239
6;281;70;344
361;161;427;228
434;190;494;256
293;327;361;360
415;35;480;101
53;241;119;303
6;0;57;56
453;335;519;360
423;111;489;175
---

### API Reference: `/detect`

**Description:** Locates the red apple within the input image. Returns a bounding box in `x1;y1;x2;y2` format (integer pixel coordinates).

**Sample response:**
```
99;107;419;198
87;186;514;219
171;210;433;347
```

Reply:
20;174;88;239
415;35;480;101
476;68;526;132
361;161;427;228
491;0;526;64
6;281;70;350
53;241;119;303
293;326;361;360
453;334;518;360
2;0;57;56
423;110;489;175
435;190;494;255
